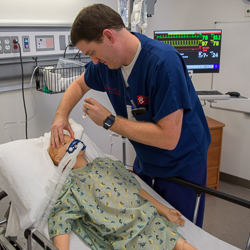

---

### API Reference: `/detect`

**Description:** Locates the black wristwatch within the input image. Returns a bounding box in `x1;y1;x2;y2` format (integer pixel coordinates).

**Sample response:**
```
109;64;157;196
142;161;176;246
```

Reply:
103;114;116;130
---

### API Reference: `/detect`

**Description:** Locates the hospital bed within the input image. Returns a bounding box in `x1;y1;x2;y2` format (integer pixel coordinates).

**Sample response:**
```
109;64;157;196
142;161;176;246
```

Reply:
0;119;249;250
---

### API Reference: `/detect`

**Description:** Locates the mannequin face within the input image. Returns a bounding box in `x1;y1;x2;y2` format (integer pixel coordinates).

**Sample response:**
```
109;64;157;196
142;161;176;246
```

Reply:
49;135;73;165
49;135;86;165
56;135;74;160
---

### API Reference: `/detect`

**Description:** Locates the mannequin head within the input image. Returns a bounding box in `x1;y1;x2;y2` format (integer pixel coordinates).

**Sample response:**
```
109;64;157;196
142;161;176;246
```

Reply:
49;134;88;169
49;135;74;165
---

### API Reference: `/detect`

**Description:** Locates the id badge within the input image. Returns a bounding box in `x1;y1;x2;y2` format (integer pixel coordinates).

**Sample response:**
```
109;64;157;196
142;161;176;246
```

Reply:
126;105;136;121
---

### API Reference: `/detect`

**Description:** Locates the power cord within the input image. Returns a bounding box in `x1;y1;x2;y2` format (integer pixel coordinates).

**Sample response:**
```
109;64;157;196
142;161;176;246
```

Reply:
14;39;28;139
74;50;81;60
4;66;38;141
63;43;74;58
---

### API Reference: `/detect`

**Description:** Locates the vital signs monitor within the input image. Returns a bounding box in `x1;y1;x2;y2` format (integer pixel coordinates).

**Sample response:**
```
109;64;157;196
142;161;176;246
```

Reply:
154;29;222;74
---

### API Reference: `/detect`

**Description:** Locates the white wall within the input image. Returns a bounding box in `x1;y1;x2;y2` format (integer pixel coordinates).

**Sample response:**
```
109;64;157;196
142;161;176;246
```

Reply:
0;0;115;25
0;0;249;180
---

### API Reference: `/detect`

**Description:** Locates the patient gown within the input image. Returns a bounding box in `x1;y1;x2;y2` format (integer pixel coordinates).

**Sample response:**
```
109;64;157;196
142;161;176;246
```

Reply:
49;157;184;250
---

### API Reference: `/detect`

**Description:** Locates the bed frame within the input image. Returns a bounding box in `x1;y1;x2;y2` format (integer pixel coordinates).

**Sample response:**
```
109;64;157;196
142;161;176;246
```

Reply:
1;177;249;250
165;176;250;250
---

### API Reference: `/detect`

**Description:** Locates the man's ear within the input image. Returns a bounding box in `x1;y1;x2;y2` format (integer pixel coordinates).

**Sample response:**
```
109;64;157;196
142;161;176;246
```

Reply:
103;29;115;44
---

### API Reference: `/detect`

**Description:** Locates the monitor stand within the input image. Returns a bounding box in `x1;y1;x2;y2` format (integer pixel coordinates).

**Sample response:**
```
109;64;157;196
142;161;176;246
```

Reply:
188;70;193;79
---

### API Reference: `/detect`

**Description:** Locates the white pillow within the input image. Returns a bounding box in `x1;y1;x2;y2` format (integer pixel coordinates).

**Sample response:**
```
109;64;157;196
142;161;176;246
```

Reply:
0;118;104;237
0;136;55;235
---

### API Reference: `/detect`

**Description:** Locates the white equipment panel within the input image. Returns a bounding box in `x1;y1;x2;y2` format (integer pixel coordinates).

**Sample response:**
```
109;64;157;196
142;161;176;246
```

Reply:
0;26;79;59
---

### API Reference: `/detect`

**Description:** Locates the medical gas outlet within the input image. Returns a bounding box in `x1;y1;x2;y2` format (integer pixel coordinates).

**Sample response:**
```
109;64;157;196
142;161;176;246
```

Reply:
245;4;250;17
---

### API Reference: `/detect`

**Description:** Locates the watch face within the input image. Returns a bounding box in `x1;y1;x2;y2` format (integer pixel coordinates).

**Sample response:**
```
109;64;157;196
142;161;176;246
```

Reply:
105;117;113;127
104;115;115;129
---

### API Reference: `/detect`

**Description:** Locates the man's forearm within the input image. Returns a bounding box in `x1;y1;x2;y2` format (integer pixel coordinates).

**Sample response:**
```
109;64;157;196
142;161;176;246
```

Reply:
50;73;91;147
55;76;87;119
110;109;183;150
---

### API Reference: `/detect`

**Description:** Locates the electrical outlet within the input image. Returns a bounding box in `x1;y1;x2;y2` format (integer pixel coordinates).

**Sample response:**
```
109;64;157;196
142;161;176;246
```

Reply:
3;36;11;53
0;37;3;54
245;4;250;17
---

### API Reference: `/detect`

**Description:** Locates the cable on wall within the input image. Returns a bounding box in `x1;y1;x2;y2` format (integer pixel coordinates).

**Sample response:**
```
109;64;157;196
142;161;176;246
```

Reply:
4;66;38;141
14;39;28;139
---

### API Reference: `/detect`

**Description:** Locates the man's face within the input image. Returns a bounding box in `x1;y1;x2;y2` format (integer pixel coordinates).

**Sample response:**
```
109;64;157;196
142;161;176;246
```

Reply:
76;39;121;69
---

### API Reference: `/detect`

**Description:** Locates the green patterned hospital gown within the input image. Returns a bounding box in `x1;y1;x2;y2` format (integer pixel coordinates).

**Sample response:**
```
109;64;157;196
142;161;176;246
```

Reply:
49;157;184;250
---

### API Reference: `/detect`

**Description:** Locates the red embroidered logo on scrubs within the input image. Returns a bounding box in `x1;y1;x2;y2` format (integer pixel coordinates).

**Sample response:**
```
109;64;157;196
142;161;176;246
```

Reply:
137;96;149;105
105;84;121;96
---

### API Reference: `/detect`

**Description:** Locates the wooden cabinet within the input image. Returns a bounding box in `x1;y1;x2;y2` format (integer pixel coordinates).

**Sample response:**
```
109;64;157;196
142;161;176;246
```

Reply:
206;116;225;191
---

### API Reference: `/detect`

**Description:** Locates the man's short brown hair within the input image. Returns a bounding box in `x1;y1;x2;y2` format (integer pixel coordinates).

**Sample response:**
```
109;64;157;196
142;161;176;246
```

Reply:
70;4;125;45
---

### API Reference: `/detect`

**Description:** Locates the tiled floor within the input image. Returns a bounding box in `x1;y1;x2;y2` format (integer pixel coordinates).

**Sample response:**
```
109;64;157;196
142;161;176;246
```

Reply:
203;181;250;250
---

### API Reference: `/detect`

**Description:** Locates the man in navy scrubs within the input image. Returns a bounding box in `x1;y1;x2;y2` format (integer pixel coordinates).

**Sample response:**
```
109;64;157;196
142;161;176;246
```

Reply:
50;4;211;227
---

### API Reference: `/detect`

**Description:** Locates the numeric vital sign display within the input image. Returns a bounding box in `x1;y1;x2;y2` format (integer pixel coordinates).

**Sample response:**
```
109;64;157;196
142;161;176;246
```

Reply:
154;29;222;73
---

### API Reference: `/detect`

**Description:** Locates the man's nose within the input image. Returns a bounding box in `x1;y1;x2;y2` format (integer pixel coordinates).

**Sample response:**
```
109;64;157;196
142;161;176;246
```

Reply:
90;55;99;65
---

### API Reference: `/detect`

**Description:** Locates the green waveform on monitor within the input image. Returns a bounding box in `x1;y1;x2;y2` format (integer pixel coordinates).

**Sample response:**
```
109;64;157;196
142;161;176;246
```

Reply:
163;40;202;47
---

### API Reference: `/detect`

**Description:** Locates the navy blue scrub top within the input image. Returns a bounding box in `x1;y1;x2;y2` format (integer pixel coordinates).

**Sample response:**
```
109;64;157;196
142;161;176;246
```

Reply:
84;32;211;178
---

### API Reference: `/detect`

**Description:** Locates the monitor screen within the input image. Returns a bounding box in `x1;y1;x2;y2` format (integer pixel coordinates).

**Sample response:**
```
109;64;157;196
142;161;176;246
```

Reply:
154;29;222;73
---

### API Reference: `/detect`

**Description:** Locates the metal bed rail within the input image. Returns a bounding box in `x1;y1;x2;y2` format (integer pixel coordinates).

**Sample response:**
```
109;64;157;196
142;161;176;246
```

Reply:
0;191;26;250
0;191;8;226
0;191;7;200
165;177;250;250
24;228;58;250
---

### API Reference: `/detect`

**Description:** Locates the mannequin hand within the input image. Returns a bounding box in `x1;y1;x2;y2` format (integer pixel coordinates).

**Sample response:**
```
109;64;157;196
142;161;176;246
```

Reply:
83;97;112;126
165;209;185;226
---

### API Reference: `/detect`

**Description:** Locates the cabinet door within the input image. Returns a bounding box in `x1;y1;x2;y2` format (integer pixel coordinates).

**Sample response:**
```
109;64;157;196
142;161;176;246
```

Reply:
207;147;220;168
209;129;222;148
207;167;219;186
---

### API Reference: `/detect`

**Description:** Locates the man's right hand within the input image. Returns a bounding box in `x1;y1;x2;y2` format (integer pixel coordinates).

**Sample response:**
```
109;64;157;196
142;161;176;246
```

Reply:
50;117;75;148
